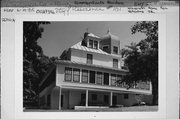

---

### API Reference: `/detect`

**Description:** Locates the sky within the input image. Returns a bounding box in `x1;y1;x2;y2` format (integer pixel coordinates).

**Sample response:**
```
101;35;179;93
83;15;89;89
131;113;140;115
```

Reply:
38;21;146;57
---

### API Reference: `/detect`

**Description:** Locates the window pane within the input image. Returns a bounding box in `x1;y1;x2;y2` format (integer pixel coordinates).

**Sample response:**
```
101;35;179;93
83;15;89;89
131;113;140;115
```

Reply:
117;75;123;87
111;74;116;86
89;39;93;48
73;68;80;82
113;59;118;68
103;46;109;52
94;41;98;49
97;72;102;84
87;54;93;64
65;67;72;81
82;70;88;83
89;71;95;83
104;73;109;85
113;46;118;54
124;94;128;99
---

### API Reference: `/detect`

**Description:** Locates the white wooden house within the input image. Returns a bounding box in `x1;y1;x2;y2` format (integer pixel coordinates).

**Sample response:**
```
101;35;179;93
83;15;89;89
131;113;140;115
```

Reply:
39;31;153;110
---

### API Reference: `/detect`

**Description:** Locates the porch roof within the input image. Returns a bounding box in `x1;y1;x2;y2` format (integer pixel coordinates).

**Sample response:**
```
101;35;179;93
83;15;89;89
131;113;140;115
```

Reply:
55;60;128;73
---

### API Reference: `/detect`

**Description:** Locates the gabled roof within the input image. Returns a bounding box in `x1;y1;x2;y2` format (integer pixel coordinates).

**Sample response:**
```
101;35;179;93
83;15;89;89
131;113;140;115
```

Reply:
71;41;109;55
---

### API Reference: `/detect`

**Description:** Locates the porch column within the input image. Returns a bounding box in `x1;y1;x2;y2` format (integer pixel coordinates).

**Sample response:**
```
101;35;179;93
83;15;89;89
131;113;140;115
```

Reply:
86;89;89;107
59;87;61;110
110;91;113;106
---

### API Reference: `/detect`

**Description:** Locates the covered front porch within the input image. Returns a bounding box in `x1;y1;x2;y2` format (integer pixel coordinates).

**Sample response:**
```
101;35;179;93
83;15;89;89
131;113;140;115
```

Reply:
55;87;136;110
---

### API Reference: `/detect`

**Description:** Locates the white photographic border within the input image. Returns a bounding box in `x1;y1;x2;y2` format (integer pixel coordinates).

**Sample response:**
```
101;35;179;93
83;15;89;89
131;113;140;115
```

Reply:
15;14;166;119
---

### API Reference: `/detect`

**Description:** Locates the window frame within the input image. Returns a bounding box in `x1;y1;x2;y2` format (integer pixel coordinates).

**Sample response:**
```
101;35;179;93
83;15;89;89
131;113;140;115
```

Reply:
89;39;93;48
73;68;80;82
113;46;118;54
81;69;88;83
111;74;117;86
117;75;123;87
96;72;103;85
94;40;98;49
87;54;93;64
113;59;118;68
89;71;95;84
102;45;109;52
64;67;72;81
103;73;109;85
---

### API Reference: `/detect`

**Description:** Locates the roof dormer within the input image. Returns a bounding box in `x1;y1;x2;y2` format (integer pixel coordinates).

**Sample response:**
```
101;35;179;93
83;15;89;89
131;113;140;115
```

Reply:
82;32;100;49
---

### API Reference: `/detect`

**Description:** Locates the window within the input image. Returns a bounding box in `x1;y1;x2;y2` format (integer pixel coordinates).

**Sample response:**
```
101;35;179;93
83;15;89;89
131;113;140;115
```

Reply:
65;67;72;81
92;94;97;101
96;72;103;85
111;74;116;86
87;54;93;64
124;94;129;99
103;46;109;52
89;39;98;49
73;68;80;82
113;59;118;68
113;46;118;54
89;71;95;83
117;75;123;87
82;70;88;83
103;73;109;85
47;94;51;106
94;41;98;49
89;39;93;48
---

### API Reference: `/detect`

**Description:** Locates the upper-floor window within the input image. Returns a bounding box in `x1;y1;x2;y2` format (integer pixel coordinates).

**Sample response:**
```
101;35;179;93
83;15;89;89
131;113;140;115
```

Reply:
113;46;118;54
103;73;109;85
88;39;98;49
87;54;93;64
89;39;93;48
102;45;109;52
96;72;103;85
65;67;72;81
111;74;116;86
73;68;80;82
82;70;88;83
94;41;98;49
89;71;95;83
113;59;118;68
117;75;123;87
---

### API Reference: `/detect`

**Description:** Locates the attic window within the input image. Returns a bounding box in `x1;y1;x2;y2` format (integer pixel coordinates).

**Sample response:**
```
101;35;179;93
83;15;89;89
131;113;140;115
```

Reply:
88;39;98;49
89;39;93;48
103;46;109;52
94;41;98;49
113;46;118;54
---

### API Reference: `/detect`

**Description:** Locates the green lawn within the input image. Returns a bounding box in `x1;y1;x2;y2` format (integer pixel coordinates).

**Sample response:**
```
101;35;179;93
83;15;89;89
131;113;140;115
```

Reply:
24;106;158;112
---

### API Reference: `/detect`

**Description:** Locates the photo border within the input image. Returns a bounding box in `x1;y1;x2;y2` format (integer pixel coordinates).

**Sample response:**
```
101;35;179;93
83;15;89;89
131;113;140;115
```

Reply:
15;14;166;119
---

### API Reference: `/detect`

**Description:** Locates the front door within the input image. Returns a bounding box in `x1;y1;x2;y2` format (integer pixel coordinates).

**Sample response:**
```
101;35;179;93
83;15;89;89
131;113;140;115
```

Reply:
113;95;117;105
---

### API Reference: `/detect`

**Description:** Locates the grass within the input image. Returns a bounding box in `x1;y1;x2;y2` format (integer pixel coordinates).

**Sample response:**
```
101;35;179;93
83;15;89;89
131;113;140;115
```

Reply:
24;106;158;112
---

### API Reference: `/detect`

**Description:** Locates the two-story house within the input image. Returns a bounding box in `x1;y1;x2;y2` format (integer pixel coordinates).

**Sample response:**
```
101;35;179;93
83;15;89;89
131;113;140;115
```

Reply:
39;31;153;110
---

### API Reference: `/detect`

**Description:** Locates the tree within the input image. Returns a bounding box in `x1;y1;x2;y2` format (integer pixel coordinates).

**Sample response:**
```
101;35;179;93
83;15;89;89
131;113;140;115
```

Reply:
23;22;51;107
120;21;158;105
